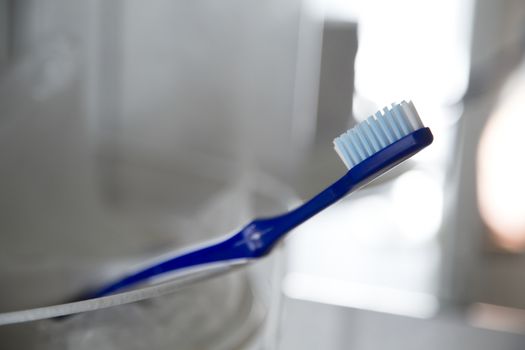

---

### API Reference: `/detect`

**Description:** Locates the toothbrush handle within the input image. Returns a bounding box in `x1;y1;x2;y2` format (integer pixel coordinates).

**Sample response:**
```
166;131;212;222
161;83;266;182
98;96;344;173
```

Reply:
85;175;356;299
85;166;362;299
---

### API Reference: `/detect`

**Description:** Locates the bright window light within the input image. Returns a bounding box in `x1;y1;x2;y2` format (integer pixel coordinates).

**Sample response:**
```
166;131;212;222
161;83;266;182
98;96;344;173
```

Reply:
390;170;443;244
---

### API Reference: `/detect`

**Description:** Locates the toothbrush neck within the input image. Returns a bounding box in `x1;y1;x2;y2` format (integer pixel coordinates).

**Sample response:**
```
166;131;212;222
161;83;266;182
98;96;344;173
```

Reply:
285;171;354;226
256;171;355;247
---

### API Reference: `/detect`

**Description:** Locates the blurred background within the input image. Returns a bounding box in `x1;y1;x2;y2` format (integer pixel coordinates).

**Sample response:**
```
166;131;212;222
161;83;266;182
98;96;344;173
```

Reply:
1;0;525;348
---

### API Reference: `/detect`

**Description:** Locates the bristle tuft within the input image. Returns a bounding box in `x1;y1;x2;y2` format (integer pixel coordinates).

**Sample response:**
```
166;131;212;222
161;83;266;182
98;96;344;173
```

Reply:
333;100;424;169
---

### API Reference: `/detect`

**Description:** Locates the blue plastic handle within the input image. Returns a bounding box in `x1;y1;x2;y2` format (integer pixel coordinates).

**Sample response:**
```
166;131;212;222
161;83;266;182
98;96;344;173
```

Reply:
85;127;433;299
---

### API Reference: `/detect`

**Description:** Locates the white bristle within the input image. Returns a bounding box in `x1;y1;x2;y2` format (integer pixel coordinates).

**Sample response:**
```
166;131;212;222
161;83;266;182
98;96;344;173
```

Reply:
383;107;402;140
405;100;424;129
366;116;388;148
333;100;424;170
361;119;381;152
376;110;395;143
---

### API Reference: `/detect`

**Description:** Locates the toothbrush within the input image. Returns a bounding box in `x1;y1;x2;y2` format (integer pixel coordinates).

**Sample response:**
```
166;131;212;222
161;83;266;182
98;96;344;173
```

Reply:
83;100;433;300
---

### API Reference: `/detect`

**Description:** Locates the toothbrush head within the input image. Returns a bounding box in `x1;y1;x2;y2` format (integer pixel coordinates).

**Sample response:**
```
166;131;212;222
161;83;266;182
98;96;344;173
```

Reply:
333;100;431;171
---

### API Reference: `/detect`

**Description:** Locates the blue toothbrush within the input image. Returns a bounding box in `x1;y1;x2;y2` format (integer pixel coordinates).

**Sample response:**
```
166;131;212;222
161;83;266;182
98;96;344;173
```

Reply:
84;100;433;300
